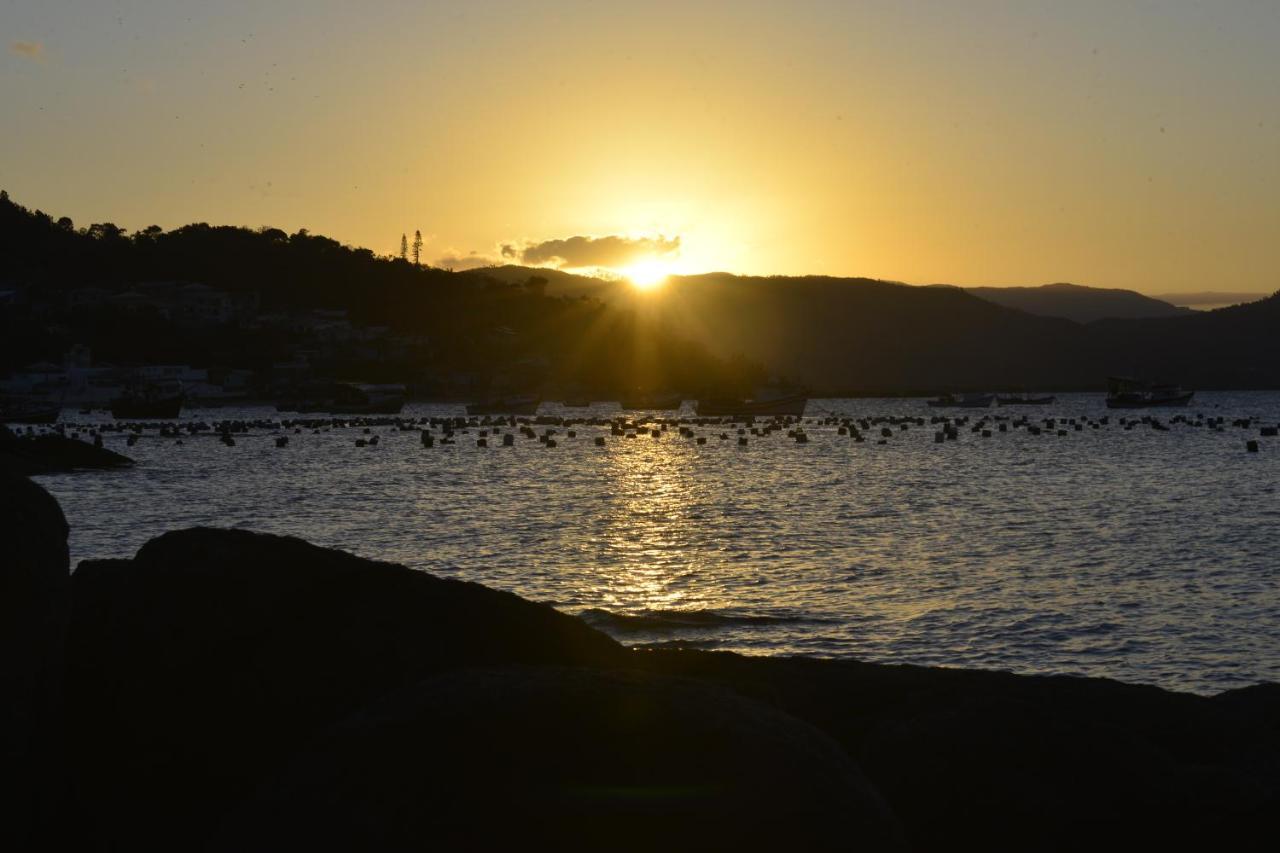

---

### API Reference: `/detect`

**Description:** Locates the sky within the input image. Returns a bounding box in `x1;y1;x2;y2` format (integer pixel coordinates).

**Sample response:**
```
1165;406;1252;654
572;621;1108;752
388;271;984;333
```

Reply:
2;1;1278;293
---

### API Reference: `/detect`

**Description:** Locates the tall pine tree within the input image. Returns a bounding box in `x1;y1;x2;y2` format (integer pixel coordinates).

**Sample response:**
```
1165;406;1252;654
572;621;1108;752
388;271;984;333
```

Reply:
411;230;423;267
399;233;408;261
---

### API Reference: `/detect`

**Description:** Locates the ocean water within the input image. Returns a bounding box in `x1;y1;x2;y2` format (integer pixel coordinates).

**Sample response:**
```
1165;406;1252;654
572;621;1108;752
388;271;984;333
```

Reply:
30;392;1280;695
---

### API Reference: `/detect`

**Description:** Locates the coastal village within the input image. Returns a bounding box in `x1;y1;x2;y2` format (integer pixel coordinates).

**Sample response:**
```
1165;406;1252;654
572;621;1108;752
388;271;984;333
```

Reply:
0;279;467;404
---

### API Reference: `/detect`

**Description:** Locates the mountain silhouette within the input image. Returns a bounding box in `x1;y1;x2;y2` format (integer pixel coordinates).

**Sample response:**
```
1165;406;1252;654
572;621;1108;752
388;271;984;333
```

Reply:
4;192;1278;394
960;282;1190;323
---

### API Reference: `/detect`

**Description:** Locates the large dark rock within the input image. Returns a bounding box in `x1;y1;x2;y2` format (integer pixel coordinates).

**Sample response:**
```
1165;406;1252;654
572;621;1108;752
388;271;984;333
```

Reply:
66;528;629;850
215;666;904;851
0;433;133;475
636;651;1280;851
59;522;1280;852
0;474;71;848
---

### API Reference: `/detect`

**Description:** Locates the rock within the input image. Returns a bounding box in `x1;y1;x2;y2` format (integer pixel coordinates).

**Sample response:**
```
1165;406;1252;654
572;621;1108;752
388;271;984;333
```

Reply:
1212;683;1280;734
66;528;628;850
0;434;134;475
636;651;1280;850
0;474;71;847
214;666;903;851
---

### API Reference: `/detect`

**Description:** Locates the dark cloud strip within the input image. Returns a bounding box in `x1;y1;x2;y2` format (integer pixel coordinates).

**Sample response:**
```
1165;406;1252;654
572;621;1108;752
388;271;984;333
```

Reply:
503;234;679;268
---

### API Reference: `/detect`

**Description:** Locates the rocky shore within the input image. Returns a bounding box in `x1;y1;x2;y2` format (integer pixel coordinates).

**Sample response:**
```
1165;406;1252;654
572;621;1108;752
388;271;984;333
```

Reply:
4;472;1277;851
0;425;134;476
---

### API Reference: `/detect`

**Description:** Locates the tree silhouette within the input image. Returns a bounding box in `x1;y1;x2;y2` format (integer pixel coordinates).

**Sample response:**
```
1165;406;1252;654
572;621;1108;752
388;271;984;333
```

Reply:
399;233;408;261
411;230;423;267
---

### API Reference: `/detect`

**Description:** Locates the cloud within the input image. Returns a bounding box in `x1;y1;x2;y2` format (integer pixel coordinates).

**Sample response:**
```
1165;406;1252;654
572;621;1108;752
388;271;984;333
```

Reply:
10;40;44;60
434;251;497;271
504;234;680;269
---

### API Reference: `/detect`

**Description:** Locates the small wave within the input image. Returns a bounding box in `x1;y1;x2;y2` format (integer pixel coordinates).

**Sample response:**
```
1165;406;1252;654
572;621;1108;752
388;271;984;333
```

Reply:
578;607;821;633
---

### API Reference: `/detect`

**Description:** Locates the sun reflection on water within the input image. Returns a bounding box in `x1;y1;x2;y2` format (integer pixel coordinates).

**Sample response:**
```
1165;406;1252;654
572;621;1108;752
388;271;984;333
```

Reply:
595;436;711;613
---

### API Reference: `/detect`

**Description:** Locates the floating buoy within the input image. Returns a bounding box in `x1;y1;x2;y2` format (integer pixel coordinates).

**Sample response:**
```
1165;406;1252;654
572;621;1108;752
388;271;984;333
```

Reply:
1247;440;1259;452
594;436;606;446
275;437;288;448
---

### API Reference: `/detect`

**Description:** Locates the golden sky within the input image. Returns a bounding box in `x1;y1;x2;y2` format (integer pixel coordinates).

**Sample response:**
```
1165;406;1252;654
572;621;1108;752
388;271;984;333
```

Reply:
3;1;1277;293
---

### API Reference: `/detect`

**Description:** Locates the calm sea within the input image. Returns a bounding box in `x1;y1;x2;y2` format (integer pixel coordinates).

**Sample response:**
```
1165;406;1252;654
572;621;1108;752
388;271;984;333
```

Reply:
32;392;1280;695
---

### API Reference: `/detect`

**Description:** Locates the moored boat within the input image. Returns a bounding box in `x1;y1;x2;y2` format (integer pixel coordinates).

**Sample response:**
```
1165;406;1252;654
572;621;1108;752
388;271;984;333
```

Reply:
997;394;1057;406
466;395;541;416
619;394;684;411
695;392;808;417
1105;377;1194;409
927;392;994;408
338;384;406;414
277;382;405;414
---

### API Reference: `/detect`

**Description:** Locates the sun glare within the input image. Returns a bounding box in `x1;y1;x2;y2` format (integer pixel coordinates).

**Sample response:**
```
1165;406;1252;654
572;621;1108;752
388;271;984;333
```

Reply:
622;258;671;290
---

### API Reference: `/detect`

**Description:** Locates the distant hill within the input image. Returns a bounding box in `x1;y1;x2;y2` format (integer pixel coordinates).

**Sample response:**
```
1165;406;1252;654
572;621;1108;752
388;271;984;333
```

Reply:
1151;291;1271;310
475;266;1280;392
6;190;1280;394
0;192;764;395
961;283;1190;323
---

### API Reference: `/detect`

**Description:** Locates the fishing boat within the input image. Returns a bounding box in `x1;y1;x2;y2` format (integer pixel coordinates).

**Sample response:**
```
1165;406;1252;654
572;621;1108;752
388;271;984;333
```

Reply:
111;380;184;420
619;393;684;411
996;394;1057;406
1105;377;1194;409
0;397;62;424
695;391;808;417
277;382;406;414
927;392;994;408
466;395;541;416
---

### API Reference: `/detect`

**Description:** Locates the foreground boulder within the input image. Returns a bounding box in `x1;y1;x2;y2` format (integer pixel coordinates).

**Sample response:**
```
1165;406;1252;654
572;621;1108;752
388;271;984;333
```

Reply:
215;666;903;851
66;528;631;849
0;432;133;475
55;521;1280;851
638;651;1280;850
0;474;70;847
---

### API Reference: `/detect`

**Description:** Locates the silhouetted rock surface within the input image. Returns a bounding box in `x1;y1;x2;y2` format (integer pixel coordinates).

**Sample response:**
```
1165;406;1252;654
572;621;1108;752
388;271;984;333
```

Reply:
42;524;1280;851
66;528;628;849
0;474;70;848
215;666;903;851
0;433;133;475
636;651;1280;850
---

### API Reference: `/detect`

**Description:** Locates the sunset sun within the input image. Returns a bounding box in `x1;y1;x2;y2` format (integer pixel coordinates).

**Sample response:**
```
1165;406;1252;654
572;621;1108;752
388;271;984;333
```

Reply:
621;258;671;290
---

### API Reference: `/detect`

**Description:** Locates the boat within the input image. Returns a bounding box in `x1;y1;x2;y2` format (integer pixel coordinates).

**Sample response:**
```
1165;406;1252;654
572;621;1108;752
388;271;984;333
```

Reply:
466;395;541;416
0;397;62;424
336;384;405;414
927;392;994;408
1105;377;1194;409
695;391;808;417
111;380;184;420
619;394;684;411
277;382;406;415
997;394;1057;406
